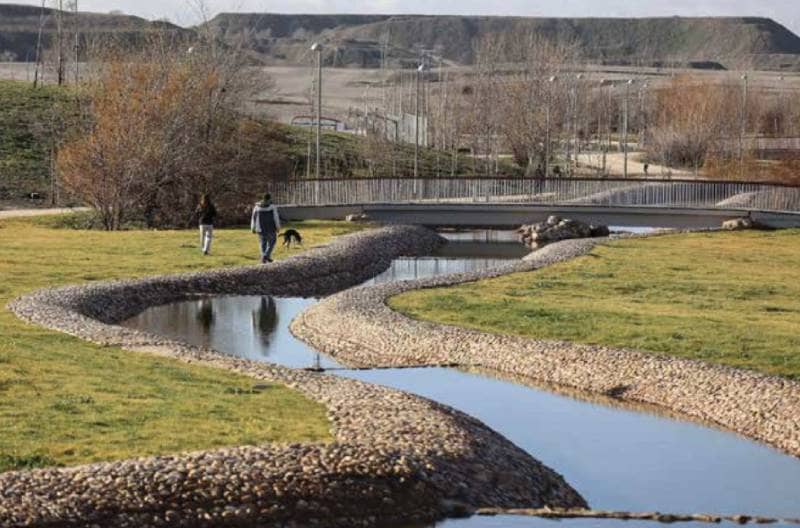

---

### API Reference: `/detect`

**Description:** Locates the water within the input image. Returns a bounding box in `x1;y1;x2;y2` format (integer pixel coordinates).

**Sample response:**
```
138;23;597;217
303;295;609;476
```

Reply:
123;231;800;525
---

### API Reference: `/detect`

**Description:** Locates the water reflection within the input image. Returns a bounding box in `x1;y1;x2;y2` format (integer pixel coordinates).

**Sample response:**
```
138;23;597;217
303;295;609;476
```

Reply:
252;297;278;348
196;298;214;331
124;296;338;369
365;233;527;285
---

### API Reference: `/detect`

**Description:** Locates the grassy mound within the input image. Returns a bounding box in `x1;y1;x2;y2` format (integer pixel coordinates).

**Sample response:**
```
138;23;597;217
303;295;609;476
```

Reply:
0;216;365;472
391;230;800;379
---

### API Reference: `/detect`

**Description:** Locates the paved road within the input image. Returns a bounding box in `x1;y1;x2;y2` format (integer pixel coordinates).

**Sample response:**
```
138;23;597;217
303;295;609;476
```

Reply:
0;207;89;220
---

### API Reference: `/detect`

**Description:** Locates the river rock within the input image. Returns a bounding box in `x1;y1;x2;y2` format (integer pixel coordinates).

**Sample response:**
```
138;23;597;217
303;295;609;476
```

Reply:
3;225;586;528
518;216;609;249
722;217;755;230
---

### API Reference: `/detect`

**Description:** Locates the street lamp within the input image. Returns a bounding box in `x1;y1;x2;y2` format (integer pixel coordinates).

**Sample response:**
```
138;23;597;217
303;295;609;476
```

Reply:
623;79;634;178
571;73;584;175
545;76;557;178
311;42;323;180
414;62;427;179
599;78;609;174
740;73;748;178
639;82;649;149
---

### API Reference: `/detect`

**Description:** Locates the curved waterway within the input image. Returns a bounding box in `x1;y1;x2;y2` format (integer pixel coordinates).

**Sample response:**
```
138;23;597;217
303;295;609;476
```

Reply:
123;230;800;527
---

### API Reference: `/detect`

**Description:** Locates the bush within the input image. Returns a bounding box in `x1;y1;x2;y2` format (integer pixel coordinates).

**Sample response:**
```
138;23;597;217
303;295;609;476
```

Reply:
57;35;285;229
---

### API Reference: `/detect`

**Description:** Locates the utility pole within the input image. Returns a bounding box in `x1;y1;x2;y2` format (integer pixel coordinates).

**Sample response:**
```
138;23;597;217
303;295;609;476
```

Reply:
73;0;79;84
623;79;633;178
56;0;64;86
33;0;46;88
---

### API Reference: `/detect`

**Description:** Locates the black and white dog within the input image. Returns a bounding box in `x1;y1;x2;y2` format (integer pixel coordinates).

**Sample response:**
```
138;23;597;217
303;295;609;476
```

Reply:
281;229;303;247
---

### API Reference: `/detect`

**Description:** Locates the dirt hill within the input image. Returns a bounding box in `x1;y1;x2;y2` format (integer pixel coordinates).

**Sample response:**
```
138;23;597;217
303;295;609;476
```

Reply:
1;5;800;71
0;4;190;62
204;13;800;71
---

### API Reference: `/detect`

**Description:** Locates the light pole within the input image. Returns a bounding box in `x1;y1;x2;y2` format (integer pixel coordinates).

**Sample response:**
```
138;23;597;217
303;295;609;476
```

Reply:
414;62;426;179
623;79;633;178
639;82;648;149
571;73;583;176
599;79;608;174
740;73;748;178
545;76;557;178
311;43;323;180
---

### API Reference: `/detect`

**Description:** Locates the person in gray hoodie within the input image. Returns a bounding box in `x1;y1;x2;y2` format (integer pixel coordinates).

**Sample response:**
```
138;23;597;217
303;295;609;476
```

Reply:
251;193;282;263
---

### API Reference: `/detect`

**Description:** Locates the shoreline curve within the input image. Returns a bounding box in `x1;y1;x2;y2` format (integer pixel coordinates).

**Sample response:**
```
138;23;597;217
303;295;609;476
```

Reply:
291;235;800;458
2;225;586;528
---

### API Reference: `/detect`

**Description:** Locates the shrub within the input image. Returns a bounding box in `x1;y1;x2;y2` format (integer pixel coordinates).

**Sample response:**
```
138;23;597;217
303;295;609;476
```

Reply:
57;34;284;229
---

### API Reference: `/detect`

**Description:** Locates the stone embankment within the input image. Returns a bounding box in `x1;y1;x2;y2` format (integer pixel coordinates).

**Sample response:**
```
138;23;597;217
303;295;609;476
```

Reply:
518;216;609;249
292;236;800;458
3;226;585;528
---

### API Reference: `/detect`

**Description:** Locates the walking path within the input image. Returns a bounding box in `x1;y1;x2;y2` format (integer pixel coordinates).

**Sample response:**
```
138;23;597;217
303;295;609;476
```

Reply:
576;151;692;178
0;207;88;220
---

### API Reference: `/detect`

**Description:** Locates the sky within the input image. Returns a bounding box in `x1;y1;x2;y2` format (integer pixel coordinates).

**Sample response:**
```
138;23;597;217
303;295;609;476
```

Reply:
4;0;800;35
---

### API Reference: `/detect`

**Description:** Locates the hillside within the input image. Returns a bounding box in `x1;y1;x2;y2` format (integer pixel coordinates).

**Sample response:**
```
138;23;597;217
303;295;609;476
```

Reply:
204;13;800;71
1;5;800;70
0;4;190;62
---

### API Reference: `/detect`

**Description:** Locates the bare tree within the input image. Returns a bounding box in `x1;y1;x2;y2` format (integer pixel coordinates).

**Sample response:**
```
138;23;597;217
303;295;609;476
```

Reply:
57;29;278;229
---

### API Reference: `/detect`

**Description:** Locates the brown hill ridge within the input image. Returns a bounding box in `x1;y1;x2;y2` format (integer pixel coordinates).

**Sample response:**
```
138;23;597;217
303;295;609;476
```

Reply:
205;13;800;70
2;5;800;71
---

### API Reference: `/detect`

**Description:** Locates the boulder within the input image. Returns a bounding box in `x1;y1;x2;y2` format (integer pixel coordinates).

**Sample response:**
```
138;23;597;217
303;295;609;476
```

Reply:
721;217;772;231
345;213;369;222
722;217;754;231
518;216;609;249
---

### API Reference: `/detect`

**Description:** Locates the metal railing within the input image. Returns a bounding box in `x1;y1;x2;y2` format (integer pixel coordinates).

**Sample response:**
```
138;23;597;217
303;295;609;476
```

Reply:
272;177;800;213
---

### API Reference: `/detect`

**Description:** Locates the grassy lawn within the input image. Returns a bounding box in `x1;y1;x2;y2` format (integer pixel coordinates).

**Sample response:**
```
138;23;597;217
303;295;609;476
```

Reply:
0;216;367;472
391;230;800;380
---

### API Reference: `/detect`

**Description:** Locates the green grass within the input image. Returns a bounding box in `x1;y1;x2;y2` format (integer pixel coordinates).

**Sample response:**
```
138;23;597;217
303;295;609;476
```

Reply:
0;216;367;472
0;81;77;201
391;230;800;379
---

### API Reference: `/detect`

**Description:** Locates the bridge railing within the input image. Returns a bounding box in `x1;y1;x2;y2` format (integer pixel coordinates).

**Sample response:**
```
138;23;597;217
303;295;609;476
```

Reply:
272;177;800;213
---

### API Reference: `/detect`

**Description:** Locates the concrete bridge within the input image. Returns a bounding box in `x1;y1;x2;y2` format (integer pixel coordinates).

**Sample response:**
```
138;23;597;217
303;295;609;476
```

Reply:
274;177;800;229
280;203;800;229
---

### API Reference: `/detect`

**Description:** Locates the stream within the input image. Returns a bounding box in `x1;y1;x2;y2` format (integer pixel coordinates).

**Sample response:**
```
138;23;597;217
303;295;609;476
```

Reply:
123;230;800;527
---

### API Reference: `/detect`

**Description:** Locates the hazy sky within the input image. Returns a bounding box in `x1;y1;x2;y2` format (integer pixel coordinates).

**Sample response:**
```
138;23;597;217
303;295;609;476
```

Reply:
5;0;800;35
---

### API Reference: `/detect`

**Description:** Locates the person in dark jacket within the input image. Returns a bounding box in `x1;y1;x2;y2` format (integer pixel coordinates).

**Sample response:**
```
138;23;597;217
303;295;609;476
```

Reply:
250;193;281;263
196;194;217;255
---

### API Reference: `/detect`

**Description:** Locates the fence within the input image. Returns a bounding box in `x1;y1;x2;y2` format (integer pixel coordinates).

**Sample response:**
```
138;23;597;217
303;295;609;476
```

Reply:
272;177;800;213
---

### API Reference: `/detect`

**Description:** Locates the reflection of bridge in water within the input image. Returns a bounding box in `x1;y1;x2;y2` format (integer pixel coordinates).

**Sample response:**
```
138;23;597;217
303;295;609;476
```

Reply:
275;177;800;228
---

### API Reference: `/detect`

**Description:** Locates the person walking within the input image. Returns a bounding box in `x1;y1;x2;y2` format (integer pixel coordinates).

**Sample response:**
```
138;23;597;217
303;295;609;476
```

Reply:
251;193;281;263
196;194;217;256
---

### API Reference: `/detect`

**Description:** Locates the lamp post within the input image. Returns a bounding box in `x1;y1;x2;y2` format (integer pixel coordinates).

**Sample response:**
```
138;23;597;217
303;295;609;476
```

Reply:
311;43;323;180
623;79;633;178
740;73;748;178
571;73;583;176
639;82;648;149
414;62;426;179
600;79;608;174
545;76;557;178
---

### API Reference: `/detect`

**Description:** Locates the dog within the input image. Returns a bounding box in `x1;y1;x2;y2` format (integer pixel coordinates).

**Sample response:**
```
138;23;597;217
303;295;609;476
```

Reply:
281;229;303;248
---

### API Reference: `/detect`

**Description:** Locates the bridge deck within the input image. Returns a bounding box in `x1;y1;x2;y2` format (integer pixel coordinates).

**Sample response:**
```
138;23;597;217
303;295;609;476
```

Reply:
280;203;800;229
